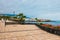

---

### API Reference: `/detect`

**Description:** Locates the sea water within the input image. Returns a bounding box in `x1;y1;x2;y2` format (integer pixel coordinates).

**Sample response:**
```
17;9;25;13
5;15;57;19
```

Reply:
25;21;60;26
39;21;60;26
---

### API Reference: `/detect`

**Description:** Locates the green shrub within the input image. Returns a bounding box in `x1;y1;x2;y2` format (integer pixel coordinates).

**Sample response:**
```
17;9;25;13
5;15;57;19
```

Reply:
40;23;43;25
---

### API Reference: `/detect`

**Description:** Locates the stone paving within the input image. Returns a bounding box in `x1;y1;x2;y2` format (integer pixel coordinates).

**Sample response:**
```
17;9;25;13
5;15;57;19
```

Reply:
0;21;60;40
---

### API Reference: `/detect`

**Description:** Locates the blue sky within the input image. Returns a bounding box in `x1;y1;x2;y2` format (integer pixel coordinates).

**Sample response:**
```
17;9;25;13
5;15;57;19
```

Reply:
0;0;60;20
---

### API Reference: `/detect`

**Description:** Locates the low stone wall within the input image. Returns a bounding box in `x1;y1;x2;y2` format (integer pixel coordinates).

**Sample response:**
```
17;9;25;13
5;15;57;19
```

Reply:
35;24;60;35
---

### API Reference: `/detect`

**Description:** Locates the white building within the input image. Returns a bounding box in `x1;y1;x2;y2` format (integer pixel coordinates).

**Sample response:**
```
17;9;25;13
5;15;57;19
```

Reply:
25;18;36;22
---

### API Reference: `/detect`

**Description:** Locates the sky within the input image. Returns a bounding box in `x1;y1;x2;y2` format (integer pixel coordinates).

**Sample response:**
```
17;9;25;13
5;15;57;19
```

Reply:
0;0;60;20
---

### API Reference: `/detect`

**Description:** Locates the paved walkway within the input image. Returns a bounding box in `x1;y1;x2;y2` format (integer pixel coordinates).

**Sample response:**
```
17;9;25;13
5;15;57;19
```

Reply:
0;24;60;40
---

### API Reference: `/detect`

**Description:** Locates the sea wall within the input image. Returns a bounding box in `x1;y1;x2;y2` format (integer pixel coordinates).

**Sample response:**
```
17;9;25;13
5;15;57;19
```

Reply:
35;24;60;35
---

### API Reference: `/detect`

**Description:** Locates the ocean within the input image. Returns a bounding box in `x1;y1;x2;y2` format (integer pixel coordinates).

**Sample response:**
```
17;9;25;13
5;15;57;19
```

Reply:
25;21;60;26
1;14;60;26
39;21;60;26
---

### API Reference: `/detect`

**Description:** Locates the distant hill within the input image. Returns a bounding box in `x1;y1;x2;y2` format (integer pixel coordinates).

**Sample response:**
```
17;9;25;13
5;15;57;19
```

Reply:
0;13;31;18
0;13;16;16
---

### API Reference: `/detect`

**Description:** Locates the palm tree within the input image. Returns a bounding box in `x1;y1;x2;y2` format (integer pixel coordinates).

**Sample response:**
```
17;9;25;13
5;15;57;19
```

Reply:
17;13;23;18
17;13;26;24
5;16;11;20
35;18;38;22
13;16;17;19
0;16;2;20
1;16;10;20
20;15;26;21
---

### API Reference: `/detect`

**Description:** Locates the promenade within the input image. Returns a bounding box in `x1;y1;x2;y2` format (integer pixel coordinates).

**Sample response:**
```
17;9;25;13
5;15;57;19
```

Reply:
0;20;60;40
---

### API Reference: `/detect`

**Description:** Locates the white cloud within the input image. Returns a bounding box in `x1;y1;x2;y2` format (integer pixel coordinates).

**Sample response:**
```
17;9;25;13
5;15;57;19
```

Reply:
22;0;28;3
37;12;60;20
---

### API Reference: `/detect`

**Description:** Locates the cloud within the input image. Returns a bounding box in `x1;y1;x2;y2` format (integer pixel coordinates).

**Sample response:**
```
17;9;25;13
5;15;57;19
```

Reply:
36;12;60;20
22;0;28;3
0;0;60;20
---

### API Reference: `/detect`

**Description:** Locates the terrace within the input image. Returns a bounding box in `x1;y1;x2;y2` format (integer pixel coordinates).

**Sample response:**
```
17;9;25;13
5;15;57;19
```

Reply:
0;20;60;40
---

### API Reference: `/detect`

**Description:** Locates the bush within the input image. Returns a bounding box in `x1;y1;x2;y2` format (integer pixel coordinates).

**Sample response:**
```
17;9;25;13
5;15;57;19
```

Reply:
40;23;43;25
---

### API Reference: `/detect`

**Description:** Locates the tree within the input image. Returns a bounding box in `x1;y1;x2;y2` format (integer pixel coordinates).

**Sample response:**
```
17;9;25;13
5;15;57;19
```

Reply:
35;18;38;21
13;16;17;19
0;16;2;20
17;13;23;18
1;16;10;20
17;13;26;24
